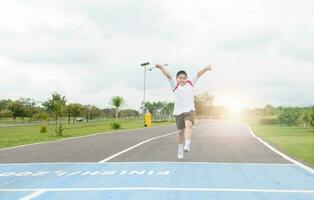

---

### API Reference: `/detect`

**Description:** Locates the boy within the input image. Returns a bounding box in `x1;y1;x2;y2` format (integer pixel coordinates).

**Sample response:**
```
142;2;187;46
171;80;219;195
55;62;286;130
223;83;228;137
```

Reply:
156;64;212;159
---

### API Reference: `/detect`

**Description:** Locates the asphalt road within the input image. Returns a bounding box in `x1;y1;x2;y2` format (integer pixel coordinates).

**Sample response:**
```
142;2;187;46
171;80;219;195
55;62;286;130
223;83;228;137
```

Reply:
0;120;290;164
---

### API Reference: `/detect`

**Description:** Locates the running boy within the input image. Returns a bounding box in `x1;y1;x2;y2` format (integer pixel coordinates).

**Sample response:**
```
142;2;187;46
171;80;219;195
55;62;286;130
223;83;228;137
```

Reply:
156;64;212;159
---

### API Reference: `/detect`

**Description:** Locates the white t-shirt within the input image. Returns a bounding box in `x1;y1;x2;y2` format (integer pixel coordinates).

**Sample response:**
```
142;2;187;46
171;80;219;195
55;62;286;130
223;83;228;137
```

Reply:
169;75;199;115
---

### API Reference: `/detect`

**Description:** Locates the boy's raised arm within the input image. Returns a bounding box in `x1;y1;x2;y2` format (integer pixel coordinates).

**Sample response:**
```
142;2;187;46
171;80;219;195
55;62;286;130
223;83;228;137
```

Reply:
197;64;212;78
156;64;172;80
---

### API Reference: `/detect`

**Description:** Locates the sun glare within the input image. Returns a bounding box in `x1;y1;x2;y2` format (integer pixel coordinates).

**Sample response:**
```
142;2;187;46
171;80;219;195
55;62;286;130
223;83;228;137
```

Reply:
227;103;243;117
218;91;250;118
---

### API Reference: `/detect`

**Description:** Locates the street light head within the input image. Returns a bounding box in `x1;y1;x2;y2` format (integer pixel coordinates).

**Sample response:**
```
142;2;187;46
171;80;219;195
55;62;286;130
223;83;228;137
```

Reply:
140;62;150;66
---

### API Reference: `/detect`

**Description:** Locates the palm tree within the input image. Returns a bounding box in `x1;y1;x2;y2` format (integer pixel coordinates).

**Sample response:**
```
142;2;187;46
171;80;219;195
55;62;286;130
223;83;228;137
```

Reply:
142;102;152;115
109;96;125;121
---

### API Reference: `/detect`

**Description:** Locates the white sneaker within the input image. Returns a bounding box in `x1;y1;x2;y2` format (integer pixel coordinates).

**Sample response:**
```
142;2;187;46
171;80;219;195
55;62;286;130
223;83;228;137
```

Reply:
177;147;184;159
184;143;190;152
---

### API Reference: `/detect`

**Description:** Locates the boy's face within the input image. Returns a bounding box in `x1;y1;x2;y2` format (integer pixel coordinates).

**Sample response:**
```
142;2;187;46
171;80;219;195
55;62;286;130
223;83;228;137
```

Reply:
176;74;187;86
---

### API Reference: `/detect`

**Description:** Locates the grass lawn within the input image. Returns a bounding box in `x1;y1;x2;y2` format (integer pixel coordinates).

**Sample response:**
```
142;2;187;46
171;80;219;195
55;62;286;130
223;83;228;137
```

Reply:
249;124;314;168
0;119;175;149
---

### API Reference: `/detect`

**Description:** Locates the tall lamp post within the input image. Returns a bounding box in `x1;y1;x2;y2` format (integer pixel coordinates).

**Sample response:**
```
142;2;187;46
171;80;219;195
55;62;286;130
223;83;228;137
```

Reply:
141;62;158;126
140;62;167;126
141;62;149;113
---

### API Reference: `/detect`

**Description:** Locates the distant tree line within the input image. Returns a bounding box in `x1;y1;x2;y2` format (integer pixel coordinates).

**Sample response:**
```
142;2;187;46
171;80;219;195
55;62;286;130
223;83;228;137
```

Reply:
4;92;310;128
242;105;314;127
0;93;140;124
0;93;144;136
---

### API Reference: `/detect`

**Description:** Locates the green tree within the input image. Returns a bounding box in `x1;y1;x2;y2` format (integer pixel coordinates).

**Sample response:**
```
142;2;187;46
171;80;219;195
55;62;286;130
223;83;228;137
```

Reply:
119;109;140;118
18;98;37;118
141;101;174;120
66;103;83;123
309;107;314;128
109;96;125;121
164;102;174;117
155;102;163;116
42;92;67;136
90;106;102;120
143;101;156;115
0;109;13;119
0;99;12;111
8;100;26;120
81;105;101;122
153;101;167;120
194;92;214;118
300;110;311;128
82;105;91;123
278;107;301;126
263;104;275;116
102;108;115;118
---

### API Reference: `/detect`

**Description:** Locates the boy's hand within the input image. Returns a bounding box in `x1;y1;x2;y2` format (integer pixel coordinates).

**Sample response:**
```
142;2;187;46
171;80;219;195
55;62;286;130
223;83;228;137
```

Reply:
155;64;163;69
206;65;212;70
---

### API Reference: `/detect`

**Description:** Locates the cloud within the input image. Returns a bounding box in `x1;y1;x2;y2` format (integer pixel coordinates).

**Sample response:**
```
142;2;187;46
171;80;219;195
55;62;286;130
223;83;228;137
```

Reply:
0;0;314;109
217;31;280;51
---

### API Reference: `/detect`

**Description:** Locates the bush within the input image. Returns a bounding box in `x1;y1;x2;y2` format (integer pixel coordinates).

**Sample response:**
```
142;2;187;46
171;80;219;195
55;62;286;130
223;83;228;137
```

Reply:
40;124;47;133
259;117;279;125
110;122;121;129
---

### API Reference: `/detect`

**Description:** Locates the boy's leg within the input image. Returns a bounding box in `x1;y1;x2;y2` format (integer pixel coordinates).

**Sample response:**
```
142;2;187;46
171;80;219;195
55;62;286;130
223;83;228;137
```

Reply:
177;129;185;144
177;129;185;159
184;120;192;152
184;111;195;152
175;113;185;159
184;120;193;140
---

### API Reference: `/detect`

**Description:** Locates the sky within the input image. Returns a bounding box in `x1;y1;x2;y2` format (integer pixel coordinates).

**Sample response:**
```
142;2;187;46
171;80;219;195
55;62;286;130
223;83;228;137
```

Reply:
0;0;313;110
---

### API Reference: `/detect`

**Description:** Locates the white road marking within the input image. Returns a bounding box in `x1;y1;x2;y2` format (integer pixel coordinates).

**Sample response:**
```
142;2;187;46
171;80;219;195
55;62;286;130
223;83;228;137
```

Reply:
98;125;205;163
98;132;177;163
20;190;45;200
0;187;313;193
244;123;314;174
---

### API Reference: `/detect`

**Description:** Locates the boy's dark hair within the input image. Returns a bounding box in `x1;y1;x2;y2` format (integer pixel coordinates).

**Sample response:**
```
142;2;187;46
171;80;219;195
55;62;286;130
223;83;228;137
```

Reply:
176;70;187;78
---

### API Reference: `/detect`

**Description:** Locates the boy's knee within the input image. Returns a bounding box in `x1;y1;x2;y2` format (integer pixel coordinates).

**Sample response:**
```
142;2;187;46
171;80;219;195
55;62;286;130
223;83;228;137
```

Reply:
177;129;184;135
185;122;193;129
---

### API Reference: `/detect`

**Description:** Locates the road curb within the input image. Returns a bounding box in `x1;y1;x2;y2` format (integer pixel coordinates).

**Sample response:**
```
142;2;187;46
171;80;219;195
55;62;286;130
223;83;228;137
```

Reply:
244;123;314;174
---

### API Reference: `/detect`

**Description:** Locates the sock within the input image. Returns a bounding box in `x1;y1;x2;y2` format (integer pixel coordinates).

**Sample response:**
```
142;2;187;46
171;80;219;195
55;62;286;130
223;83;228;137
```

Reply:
185;139;191;145
178;144;184;151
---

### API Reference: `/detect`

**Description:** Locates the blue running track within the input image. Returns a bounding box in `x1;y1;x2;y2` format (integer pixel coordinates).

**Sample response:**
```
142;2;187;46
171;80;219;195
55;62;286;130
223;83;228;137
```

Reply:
0;162;313;200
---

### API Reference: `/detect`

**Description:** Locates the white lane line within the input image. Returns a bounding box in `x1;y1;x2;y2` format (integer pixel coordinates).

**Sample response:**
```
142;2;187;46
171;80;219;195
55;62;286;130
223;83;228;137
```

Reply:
1;187;314;193
98;125;205;163
98;132;177;163
20;190;46;200
244;123;314;174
